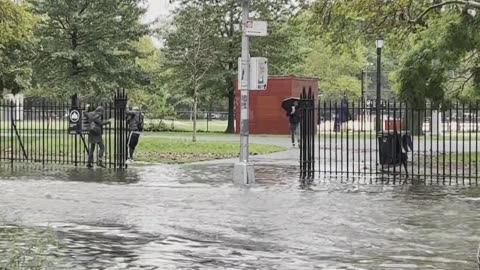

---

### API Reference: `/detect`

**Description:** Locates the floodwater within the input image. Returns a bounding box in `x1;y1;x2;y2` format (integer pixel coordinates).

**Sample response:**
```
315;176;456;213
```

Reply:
0;163;480;269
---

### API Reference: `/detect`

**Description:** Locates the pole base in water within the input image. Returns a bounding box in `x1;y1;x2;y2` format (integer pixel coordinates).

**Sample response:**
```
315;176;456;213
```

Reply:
233;162;255;185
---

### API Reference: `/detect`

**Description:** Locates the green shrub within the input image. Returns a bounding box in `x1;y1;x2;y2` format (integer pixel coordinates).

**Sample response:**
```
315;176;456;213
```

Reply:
143;120;170;132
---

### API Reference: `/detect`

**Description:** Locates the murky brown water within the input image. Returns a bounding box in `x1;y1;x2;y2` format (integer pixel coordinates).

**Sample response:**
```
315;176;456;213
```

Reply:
1;163;480;269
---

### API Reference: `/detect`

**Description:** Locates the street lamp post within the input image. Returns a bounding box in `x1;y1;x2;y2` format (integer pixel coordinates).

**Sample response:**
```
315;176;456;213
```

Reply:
375;35;384;133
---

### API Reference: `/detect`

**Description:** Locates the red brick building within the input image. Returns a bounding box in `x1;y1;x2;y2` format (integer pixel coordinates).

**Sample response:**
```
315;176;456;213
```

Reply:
235;76;318;135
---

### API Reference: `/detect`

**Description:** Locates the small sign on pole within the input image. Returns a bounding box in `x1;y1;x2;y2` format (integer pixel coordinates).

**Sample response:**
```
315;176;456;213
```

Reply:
238;57;268;91
68;109;82;134
244;20;268;37
250;57;268;90
238;58;249;90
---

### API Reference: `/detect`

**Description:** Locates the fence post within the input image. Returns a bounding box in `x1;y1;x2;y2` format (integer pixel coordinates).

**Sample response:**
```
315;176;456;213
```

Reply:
299;87;316;180
71;94;79;166
115;88;128;169
308;86;316;179
300;87;309;179
10;100;14;166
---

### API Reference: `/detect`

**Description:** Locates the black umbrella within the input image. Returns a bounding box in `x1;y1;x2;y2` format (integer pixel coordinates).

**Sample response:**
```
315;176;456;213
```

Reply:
281;97;300;114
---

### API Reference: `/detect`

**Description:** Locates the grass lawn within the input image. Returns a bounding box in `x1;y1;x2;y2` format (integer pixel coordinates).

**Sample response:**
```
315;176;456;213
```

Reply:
135;137;287;164
147;119;228;133
0;120;68;131
142;131;290;138
446;152;480;163
143;131;233;137
0;119;227;132
0;135;287;164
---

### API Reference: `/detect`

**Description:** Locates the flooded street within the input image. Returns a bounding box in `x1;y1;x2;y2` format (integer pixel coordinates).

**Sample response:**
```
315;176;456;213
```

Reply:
1;164;480;269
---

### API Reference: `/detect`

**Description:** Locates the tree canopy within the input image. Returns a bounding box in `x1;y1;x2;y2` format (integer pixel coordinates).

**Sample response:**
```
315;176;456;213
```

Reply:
308;0;480;105
0;1;36;95
28;0;150;98
3;0;480;121
162;0;306;132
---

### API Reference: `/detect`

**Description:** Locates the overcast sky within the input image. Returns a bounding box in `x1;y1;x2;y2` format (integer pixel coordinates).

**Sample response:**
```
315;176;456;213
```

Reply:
144;0;173;24
142;0;175;46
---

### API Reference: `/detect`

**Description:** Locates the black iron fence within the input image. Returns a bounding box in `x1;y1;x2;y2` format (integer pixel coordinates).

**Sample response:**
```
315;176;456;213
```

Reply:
299;88;316;180
0;89;129;169
300;96;480;185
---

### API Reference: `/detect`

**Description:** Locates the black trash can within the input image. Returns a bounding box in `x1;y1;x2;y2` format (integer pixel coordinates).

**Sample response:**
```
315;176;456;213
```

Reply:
377;132;404;166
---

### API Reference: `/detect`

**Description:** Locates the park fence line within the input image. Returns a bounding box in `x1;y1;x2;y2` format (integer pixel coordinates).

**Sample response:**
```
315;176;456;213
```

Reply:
0;89;129;169
299;89;480;185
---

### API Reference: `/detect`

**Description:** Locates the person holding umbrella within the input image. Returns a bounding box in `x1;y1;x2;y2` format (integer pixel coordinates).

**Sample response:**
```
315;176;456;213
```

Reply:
282;97;301;147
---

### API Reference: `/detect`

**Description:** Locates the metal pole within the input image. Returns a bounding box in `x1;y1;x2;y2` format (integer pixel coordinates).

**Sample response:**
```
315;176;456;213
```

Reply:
239;0;250;163
233;0;255;185
361;69;365;103
376;47;382;132
361;69;365;131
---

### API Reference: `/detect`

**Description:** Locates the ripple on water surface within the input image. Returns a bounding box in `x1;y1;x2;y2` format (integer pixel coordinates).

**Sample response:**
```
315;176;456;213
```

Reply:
0;163;480;269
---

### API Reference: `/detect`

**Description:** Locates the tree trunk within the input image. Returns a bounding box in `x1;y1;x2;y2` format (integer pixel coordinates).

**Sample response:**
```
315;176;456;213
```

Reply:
225;81;235;133
192;86;198;142
403;109;425;136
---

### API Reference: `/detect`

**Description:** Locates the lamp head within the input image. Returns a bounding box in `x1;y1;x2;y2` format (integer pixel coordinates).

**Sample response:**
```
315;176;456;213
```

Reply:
376;35;384;49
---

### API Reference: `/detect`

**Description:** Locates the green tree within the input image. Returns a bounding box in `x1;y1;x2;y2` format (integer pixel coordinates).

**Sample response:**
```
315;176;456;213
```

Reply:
279;10;369;101
308;0;480;101
167;0;305;133
308;0;480;134
29;0;149;98
0;0;35;45
0;1;36;95
307;0;443;49
129;36;174;118
163;6;216;142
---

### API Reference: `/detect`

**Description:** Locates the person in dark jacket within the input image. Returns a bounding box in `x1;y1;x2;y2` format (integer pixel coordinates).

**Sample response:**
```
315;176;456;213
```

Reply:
126;106;144;162
334;95;349;132
86;106;111;168
289;101;300;147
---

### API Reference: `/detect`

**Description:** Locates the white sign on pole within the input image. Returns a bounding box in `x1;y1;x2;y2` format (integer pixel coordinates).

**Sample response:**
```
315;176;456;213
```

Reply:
250;57;268;90
244;20;268;37
238;58;249;89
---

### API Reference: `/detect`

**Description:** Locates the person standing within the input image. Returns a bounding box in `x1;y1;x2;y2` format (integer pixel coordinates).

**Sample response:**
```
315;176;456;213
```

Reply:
289;101;300;147
334;94;349;132
86;106;111;168
126;106;144;162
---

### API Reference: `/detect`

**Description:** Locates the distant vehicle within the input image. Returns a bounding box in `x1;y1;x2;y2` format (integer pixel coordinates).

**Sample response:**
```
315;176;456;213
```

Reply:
450;113;477;122
208;113;221;120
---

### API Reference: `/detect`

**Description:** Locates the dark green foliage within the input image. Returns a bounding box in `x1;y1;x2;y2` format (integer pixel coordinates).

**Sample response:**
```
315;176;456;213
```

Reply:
165;0;305;133
28;0;150;98
0;1;35;95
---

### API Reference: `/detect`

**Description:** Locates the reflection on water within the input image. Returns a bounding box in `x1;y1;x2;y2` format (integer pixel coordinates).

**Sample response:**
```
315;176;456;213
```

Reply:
1;163;480;269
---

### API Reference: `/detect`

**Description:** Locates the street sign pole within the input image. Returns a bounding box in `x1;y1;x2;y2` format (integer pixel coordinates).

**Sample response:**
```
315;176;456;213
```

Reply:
234;0;255;185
